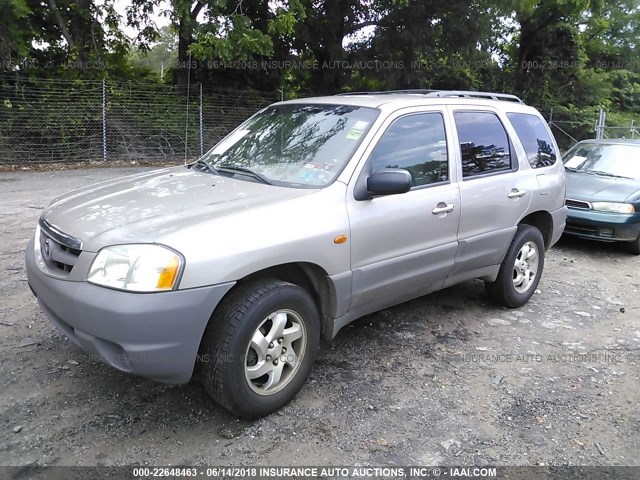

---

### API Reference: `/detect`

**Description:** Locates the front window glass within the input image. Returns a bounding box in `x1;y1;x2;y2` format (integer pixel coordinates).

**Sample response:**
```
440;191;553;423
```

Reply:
199;104;379;187
369;113;449;187
563;143;640;180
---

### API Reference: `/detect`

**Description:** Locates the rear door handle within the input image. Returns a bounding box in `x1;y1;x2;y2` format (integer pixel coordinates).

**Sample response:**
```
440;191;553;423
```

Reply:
507;189;527;199
432;203;455;215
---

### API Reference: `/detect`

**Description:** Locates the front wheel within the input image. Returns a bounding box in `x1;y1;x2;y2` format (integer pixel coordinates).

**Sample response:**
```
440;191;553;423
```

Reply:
622;234;640;255
485;225;545;308
200;279;320;418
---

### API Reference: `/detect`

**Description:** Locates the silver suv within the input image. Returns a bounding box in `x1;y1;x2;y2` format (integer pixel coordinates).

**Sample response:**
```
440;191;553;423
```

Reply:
26;90;567;417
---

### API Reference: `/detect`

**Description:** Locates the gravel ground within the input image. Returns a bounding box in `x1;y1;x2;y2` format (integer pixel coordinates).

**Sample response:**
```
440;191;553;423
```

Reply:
0;167;639;467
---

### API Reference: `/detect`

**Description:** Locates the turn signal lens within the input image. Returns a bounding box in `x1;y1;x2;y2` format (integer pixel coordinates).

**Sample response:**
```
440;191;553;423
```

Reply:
157;256;180;289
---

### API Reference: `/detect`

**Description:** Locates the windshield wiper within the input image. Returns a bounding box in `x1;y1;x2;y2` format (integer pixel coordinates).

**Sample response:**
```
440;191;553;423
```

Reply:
189;159;219;175
587;170;631;179
217;165;272;185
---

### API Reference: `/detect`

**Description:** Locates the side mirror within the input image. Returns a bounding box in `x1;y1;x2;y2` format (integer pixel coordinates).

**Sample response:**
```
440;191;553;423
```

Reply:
367;168;412;196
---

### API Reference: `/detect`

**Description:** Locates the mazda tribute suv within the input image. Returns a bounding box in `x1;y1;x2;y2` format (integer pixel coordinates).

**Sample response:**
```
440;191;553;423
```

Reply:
26;90;567;418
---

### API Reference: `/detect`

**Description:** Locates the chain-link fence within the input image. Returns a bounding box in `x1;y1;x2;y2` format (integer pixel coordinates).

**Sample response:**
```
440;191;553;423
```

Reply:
541;108;640;153
2;79;636;164
0;76;281;165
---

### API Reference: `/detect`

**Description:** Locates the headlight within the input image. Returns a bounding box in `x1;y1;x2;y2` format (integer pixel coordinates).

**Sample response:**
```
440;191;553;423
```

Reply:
87;244;182;292
591;202;636;214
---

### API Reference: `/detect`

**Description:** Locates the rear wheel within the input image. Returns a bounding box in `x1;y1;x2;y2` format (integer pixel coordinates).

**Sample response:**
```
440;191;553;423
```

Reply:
485;225;545;308
200;279;320;418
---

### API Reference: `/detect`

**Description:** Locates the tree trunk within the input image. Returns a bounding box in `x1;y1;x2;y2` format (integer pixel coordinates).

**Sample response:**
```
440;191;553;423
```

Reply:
175;16;191;88
175;1;204;88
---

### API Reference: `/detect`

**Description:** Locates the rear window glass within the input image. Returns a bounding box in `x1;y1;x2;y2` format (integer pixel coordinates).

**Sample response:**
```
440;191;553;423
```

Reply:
454;111;513;178
507;113;557;168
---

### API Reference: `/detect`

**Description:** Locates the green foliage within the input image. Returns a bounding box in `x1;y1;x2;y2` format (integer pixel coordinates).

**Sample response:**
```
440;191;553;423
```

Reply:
191;15;274;62
0;0;32;59
128;26;178;80
0;0;638;150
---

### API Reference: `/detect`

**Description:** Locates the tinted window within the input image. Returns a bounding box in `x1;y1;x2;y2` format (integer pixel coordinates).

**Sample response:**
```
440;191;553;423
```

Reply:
369;113;448;187
507;113;557;168
454;112;512;178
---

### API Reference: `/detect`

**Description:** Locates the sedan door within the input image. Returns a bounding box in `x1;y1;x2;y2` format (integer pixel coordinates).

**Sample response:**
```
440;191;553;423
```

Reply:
346;109;461;315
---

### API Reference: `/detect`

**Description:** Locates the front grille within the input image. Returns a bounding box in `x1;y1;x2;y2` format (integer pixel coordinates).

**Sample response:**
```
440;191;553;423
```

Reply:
565;198;592;210
39;219;82;274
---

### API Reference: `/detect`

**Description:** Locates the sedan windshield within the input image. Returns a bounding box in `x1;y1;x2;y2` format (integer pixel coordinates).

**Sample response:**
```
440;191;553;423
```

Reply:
198;103;379;187
563;142;640;180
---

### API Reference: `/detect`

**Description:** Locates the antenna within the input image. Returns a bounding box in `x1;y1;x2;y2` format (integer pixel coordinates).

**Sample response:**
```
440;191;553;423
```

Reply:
184;52;192;165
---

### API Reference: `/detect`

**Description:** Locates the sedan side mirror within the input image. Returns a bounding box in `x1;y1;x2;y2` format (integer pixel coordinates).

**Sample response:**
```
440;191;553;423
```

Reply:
367;168;413;196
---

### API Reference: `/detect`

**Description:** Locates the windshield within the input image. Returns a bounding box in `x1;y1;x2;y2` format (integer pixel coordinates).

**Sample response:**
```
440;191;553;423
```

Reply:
198;103;379;187
563;142;640;180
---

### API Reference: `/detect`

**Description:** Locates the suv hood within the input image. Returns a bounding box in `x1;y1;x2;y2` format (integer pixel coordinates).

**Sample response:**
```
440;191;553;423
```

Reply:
42;167;316;251
566;170;640;202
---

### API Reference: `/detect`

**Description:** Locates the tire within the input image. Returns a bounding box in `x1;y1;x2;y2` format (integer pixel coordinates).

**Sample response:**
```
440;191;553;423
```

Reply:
622;234;640;255
200;279;320;418
485;225;545;308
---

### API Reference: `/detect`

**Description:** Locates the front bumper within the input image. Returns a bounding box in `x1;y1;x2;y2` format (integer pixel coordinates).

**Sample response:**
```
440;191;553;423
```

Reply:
26;238;235;384
565;208;640;242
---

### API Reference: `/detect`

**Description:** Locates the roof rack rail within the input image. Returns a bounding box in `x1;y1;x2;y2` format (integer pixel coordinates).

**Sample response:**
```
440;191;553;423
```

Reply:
337;89;439;96
426;90;524;104
336;89;524;104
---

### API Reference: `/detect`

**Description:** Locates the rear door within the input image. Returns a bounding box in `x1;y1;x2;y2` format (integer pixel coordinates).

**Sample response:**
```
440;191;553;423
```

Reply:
446;107;536;276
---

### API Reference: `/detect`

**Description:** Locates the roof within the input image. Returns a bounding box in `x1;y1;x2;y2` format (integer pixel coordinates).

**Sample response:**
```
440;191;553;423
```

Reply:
281;90;536;113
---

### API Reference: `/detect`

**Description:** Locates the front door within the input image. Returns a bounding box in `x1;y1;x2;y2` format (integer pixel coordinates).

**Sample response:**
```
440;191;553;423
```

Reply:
346;109;461;314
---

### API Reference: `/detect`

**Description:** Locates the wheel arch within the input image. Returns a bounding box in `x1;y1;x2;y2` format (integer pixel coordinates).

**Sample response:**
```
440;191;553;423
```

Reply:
519;210;553;249
222;262;337;340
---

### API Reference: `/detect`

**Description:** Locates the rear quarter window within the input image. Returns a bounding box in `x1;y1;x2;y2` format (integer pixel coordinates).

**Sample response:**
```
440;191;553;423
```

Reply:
507;113;557;168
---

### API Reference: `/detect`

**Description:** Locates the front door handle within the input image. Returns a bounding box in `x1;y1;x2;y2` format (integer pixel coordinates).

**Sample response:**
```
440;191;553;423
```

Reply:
508;189;527;199
432;203;455;215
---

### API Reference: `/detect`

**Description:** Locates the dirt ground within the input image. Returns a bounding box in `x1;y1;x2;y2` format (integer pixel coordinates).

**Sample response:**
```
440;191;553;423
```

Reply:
0;167;638;467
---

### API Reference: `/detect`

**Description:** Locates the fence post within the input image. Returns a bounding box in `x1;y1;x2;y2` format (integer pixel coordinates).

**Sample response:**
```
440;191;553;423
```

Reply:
595;109;606;139
102;78;107;163
279;88;284;102
199;83;204;156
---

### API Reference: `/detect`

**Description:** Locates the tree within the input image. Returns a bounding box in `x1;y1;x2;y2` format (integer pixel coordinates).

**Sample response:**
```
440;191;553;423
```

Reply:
1;0;130;79
127;0;303;88
291;0;379;94
129;25;178;80
349;0;512;92
0;0;32;66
